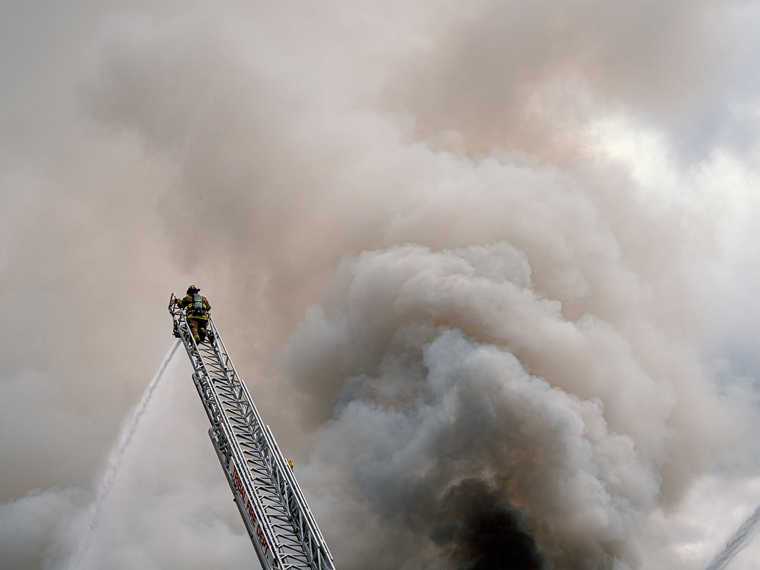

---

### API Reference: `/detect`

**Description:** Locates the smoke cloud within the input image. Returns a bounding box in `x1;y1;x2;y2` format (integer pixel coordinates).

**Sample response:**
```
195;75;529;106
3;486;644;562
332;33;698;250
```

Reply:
3;1;760;569
284;239;727;568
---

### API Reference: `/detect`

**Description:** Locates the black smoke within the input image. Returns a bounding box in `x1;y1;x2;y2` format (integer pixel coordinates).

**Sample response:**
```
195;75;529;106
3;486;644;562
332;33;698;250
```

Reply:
431;479;545;570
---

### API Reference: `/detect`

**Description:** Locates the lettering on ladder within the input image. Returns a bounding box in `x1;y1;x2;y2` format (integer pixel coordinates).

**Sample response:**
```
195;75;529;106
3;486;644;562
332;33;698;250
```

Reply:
232;464;273;563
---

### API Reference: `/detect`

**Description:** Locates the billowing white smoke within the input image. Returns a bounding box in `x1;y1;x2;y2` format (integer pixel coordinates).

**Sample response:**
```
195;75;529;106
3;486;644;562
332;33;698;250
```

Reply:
286;239;733;569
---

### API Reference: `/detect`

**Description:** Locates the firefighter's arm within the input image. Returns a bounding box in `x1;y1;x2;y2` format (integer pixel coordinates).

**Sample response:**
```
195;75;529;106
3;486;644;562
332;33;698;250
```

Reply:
204;297;211;311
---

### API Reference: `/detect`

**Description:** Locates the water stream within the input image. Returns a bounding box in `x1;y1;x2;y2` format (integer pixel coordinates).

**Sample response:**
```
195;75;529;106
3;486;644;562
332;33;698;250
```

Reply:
67;339;181;569
705;504;760;570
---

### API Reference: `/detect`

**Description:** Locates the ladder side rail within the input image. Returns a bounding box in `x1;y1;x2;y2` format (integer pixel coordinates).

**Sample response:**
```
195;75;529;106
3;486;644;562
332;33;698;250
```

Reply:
208;318;269;429
201;355;259;437
171;299;336;569
197;336;311;569
205;320;314;566
190;353;285;570
169;298;286;569
265;427;335;563
209;428;276;570
262;435;322;569
177;316;284;569
172;308;279;567
263;426;334;567
215;342;333;566
210;319;334;569
207;317;335;569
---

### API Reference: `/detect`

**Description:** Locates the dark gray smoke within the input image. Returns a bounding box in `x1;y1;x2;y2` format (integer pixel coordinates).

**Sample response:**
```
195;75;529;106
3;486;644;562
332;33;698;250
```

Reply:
431;479;545;570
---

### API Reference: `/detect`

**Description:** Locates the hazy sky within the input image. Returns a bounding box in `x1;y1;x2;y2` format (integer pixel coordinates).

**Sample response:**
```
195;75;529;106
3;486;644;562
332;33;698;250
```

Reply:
3;2;760;569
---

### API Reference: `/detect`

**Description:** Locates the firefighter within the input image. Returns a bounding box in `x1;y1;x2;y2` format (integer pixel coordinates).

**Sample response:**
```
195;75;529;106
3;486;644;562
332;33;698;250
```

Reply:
175;284;212;343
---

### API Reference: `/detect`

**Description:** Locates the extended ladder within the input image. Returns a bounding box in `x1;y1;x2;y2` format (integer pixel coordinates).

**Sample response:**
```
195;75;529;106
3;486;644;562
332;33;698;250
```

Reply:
169;295;336;570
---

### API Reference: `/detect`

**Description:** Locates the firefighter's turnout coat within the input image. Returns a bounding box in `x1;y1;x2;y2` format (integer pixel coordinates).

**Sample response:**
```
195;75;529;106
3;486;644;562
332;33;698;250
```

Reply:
177;293;211;343
177;294;211;320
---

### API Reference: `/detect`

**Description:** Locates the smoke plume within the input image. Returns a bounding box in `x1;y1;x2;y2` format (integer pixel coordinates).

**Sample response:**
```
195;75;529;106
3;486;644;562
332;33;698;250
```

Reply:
285;238;731;568
3;1;760;569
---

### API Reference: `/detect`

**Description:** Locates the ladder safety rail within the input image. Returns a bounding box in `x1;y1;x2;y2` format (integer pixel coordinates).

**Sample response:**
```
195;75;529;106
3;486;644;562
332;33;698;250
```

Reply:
169;295;336;570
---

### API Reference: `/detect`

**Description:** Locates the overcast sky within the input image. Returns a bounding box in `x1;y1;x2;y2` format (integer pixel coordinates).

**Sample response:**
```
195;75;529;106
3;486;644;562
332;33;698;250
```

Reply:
3;2;760;569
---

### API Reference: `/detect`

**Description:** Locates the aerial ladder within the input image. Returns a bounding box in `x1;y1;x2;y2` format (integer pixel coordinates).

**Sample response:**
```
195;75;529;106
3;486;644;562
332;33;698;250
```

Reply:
169;295;336;570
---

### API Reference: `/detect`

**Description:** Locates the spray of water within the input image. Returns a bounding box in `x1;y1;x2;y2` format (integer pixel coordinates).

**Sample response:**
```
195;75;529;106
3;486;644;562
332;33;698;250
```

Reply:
705;505;760;570
67;340;181;569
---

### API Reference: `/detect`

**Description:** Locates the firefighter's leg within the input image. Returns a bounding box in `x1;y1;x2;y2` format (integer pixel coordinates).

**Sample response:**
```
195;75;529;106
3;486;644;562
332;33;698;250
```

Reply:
198;320;208;343
188;318;201;343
